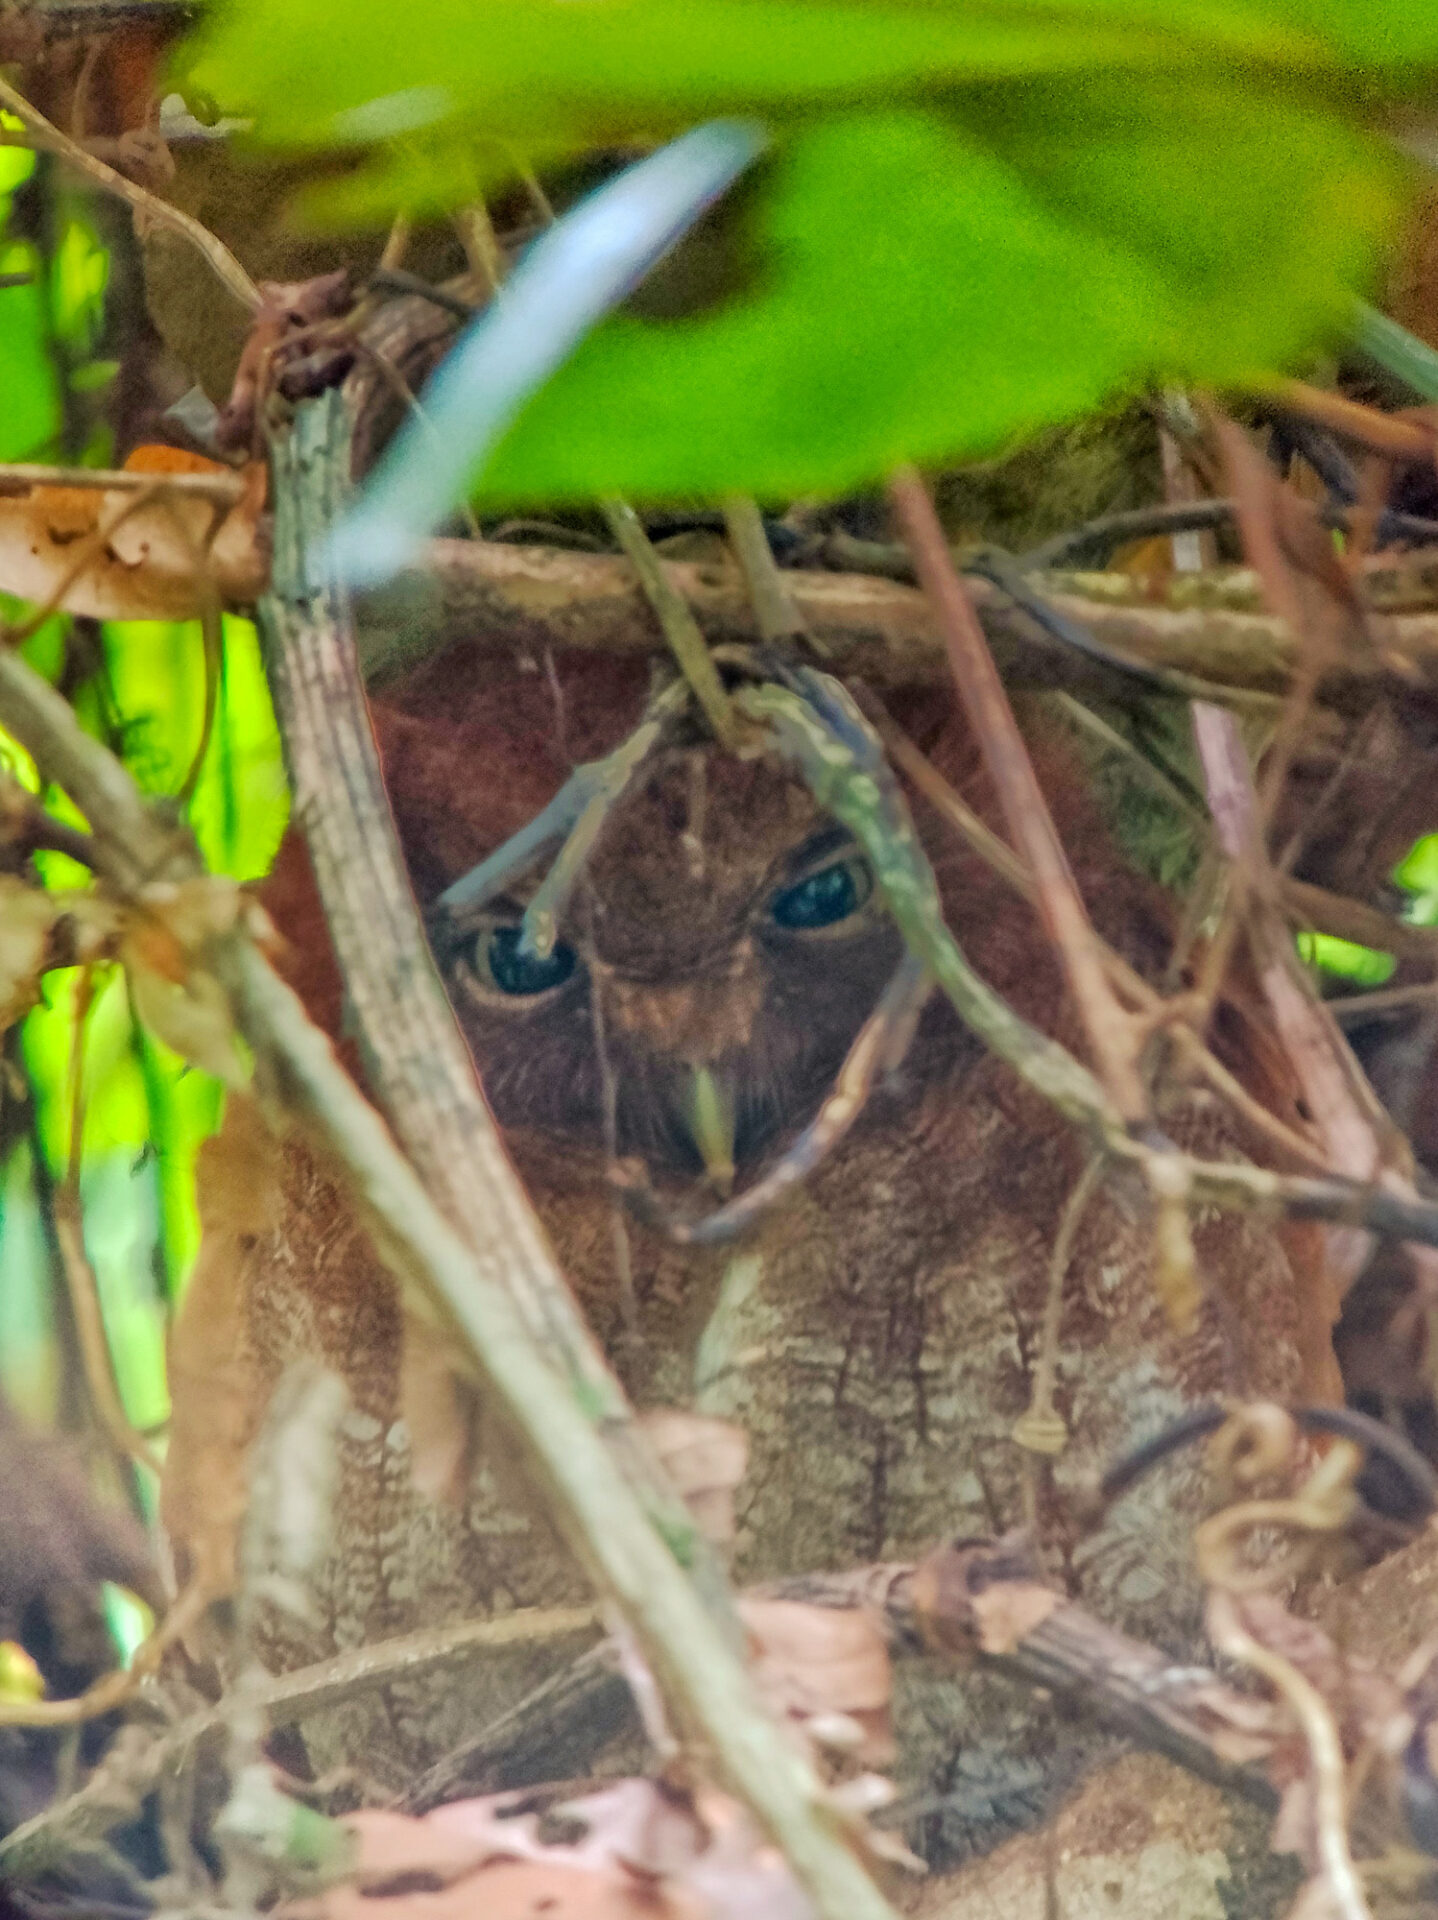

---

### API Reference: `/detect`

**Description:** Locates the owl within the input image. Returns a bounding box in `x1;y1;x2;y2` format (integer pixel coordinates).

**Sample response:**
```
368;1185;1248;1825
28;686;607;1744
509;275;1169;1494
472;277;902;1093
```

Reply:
163;643;1309;1863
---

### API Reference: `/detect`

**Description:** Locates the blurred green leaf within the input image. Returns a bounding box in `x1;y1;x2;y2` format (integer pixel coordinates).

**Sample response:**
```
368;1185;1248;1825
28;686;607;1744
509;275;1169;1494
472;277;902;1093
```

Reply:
0;242;60;460
1296;930;1396;984
6;613;288;1364
1395;829;1438;900
0;113;35;194
473;91;1401;501
192;0;1424;503
187;0;1427;149
51;217;109;352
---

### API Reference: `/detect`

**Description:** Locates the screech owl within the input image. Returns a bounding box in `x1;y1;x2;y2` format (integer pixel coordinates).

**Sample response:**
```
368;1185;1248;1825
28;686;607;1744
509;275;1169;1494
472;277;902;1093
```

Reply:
163;643;1311;1861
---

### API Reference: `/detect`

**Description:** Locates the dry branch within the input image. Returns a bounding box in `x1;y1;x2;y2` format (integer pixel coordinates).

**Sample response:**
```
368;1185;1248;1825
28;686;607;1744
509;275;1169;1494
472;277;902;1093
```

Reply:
253;388;900;1920
888;463;1148;1122
361;533;1438;704
0;75;260;314
0;1540;1278;1883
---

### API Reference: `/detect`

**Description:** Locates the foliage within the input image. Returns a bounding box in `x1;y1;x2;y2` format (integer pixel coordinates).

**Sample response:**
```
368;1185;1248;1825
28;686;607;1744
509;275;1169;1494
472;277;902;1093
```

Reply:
0;614;287;1434
186;0;1434;506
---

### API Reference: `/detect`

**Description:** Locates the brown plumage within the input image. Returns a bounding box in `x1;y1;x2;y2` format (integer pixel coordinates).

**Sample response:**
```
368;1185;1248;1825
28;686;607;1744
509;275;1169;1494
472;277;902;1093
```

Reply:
164;645;1312;1857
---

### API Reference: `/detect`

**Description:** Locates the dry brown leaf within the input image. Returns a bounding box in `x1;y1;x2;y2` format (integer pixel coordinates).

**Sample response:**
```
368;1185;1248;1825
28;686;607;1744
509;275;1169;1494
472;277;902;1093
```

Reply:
636;1409;748;1549
161;1093;282;1608
121;877;247;1084
293;1778;814;1920
307;1861;650;1920
969;1580;1061;1657
127;962;246;1084
738;1597;894;1765
0;880;121;1032
0;877;60;1030
0;448;266;621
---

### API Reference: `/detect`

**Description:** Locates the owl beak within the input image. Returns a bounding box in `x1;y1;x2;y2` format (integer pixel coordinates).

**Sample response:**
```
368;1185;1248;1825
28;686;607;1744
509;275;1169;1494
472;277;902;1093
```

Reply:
685;1066;736;1197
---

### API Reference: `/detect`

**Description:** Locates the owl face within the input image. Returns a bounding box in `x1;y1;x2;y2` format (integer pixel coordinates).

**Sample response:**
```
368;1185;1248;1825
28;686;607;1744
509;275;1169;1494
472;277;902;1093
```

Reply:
429;744;905;1187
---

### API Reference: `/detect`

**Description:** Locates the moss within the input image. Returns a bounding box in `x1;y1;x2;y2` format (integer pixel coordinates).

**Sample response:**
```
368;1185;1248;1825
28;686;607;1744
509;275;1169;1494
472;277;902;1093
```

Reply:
933;407;1164;555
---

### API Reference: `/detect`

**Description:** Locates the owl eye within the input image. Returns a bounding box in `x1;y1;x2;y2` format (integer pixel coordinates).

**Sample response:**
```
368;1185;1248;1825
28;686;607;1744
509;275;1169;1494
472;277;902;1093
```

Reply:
770;855;874;931
480;926;578;997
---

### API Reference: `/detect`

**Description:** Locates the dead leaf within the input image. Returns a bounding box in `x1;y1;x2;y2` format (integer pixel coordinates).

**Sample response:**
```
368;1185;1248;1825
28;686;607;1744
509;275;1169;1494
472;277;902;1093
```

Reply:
0;446;266;622
309;1861;649;1920
738;1597;894;1765
0;877;60;1030
636;1409;748;1549
970;1581;1060;1657
291;1778;814;1920
121;876;248;1084
161;1094;282;1607
127;961;247;1084
0;880;121;1033
910;1537;1049;1661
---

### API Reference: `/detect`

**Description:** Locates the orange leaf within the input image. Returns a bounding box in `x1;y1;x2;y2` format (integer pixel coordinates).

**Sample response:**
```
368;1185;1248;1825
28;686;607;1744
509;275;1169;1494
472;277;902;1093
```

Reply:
0;461;266;620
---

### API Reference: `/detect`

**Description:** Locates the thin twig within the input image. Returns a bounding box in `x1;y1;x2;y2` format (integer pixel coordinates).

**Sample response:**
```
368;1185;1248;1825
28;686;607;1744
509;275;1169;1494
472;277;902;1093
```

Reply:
434;680;687;928
0;462;246;504
1051;692;1209;830
1199;1432;1373;1920
1210;1592;1370;1920
1014;1154;1107;1465
52;967;164;1480
0;765;98;868
367;269;477;321
1270;380;1434;464
453;202;504;297
517;686;686;961
343;533;1438;702
723;496;809;644
0;1581;204;1728
149;491;227;807
0;78;260;314
888;464;1148;1122
1331;981;1438;1022
601;498;738;746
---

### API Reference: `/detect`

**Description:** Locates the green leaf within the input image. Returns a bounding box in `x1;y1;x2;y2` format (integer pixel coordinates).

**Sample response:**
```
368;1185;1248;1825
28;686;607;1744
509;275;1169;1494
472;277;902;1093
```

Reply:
186;0;1424;506
470;95;1401;502
187;0;1398;151
1295;931;1396;985
1263;2;1438;67
0;243;60;460
328;122;766;581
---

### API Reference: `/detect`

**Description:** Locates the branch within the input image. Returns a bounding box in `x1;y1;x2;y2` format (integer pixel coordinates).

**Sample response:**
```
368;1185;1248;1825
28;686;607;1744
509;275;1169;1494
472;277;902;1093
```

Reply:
253;389;900;1920
0;75;260;315
0;1544;1277;1881
888;463;1148;1123
0;462;246;505
361;534;1438;705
